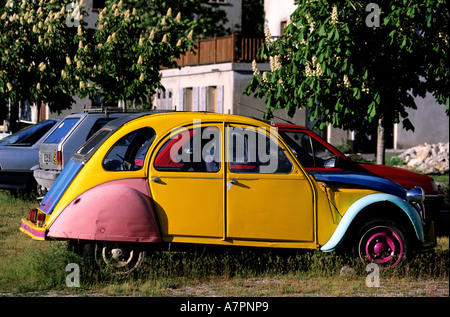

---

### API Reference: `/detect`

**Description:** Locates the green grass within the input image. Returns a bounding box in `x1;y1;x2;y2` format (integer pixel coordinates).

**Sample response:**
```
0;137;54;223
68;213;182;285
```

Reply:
0;190;448;296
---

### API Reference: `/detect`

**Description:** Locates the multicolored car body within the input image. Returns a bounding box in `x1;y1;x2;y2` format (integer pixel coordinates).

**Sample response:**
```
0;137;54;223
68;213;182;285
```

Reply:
20;113;436;273
275;123;442;224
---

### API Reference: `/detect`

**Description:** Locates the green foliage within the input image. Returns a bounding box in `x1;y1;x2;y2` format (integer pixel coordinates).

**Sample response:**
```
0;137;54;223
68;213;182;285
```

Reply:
0;0;197;112
0;0;80;113
0;190;448;295
335;138;353;154
245;0;449;134
74;0;195;105
111;0;230;39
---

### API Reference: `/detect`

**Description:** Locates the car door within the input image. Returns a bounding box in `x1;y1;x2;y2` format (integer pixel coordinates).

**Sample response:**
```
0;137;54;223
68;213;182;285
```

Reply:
225;124;315;242
149;123;224;239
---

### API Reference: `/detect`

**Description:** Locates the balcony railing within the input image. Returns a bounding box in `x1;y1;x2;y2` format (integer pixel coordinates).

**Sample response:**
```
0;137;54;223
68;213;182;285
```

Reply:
173;32;266;67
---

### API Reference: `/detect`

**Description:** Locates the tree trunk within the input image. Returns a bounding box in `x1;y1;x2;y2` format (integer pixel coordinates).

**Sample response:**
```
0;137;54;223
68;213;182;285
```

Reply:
36;101;41;122
9;101;19;133
376;117;385;165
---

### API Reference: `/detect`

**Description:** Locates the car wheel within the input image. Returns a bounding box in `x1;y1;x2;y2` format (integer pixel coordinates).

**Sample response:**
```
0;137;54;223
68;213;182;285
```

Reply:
94;242;146;275
354;219;409;267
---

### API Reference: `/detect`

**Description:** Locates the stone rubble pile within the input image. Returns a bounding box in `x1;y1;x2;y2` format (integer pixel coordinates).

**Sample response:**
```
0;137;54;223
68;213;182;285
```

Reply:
397;142;449;174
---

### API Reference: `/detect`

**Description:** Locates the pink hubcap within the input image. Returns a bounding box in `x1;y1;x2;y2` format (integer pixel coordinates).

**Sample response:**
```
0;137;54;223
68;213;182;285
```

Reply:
365;229;404;266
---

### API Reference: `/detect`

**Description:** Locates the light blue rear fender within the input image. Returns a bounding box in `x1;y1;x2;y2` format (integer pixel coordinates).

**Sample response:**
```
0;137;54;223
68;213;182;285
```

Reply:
320;193;424;252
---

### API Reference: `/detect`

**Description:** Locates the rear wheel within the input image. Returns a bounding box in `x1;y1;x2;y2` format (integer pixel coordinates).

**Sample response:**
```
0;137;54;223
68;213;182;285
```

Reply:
94;242;146;275
353;219;410;267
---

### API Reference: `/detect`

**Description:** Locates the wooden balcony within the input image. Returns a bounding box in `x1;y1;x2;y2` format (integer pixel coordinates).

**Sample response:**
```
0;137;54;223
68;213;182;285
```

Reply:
173;32;266;67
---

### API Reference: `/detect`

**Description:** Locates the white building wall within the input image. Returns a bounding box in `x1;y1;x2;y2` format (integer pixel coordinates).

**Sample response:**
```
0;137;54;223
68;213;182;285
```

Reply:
395;93;449;149
158;63;245;115
264;0;297;36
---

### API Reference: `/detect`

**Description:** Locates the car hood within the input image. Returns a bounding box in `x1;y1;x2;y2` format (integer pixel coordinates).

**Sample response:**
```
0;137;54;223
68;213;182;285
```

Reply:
309;171;407;199
359;163;435;194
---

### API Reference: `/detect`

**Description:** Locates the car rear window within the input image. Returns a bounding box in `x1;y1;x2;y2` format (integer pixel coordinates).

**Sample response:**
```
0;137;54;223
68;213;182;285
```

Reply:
44;118;80;143
0;120;58;146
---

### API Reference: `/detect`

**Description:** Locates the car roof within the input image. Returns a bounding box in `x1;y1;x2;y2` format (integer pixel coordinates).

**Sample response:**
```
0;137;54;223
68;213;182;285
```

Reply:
72;112;273;164
130;111;274;128
272;122;309;130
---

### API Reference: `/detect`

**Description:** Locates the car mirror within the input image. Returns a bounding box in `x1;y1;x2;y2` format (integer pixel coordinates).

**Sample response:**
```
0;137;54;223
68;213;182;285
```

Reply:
324;156;343;168
324;157;336;168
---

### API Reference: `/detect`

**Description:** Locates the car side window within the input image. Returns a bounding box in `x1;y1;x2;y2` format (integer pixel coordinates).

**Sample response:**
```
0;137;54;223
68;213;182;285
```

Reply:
279;131;335;167
310;137;335;165
279;131;316;167
154;126;221;173
228;127;292;174
103;127;156;171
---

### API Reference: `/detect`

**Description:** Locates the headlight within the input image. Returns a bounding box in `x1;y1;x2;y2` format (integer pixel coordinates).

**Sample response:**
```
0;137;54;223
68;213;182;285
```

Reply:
406;186;425;204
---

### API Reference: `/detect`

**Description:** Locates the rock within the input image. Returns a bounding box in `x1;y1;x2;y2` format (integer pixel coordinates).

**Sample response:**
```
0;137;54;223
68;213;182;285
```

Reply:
397;142;449;175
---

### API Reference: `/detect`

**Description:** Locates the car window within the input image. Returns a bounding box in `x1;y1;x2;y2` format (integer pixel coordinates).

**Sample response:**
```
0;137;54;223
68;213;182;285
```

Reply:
154;126;221;173
86;118;116;140
279;131;335;167
77;129;112;156
279;131;316;167
310;137;335;163
44;118;80;143
103;127;156;171
228;127;292;174
0;120;57;146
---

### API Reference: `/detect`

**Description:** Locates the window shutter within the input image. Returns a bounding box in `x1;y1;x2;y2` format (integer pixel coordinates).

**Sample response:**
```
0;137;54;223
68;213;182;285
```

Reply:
200;87;207;111
178;88;184;111
216;85;224;114
193;87;199;111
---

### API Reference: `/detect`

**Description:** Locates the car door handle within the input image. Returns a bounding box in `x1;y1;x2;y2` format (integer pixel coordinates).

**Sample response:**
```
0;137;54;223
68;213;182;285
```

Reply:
150;176;161;183
229;178;238;185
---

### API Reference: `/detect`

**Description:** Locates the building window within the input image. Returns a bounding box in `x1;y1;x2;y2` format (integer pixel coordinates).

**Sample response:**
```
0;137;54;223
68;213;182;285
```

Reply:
207;86;217;112
156;88;173;110
280;21;288;35
183;88;193;111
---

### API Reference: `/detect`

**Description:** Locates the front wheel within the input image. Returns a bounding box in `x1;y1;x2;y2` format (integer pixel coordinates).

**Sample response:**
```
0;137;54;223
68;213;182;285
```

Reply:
94;242;146;275
353;219;410;267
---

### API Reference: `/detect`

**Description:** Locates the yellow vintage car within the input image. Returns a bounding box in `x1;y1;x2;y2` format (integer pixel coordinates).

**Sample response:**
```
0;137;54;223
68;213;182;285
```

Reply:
20;112;436;273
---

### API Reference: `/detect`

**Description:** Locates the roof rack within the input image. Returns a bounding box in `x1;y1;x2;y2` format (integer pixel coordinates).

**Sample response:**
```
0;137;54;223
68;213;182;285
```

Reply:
83;105;144;114
83;105;177;115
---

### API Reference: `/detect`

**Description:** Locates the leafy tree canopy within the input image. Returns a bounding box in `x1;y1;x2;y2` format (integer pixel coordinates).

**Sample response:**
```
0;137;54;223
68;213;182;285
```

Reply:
0;0;81;113
245;0;449;135
107;0;230;39
0;0;199;115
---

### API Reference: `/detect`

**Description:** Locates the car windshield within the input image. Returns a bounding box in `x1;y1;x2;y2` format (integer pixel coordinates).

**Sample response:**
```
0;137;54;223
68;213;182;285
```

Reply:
0;120;58;146
43;118;80;143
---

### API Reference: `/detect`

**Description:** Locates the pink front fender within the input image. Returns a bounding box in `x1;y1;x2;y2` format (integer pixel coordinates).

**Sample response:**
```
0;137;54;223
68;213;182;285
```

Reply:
47;179;161;243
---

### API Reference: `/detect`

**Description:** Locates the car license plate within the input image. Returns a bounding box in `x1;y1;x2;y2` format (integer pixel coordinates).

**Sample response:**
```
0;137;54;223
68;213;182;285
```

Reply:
43;153;52;163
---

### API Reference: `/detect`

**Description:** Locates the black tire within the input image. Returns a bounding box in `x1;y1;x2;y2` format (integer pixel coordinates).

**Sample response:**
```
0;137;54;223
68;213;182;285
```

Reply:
351;218;410;268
